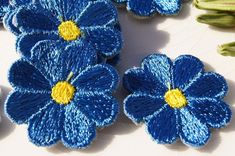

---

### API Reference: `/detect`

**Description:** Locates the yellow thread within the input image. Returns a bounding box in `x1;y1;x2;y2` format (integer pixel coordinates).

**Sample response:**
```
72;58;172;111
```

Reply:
58;21;81;41
51;81;76;105
164;88;187;109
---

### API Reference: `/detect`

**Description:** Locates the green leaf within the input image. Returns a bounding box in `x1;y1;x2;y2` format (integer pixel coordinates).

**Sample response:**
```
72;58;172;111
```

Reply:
194;0;235;12
197;12;235;27
218;42;235;56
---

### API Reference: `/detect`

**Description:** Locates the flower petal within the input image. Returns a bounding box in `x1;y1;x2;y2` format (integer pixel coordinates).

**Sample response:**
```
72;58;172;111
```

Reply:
37;0;64;18
83;27;122;57
63;0;90;20
72;64;119;93
188;98;231;128
179;108;210;147
113;0;126;3
127;0;156;16
37;0;89;20
123;67;168;95
141;54;172;88
124;93;165;123
74;92;119;127
185;72;228;99
16;32;59;58
0;0;8;7
15;5;58;33
78;0;118;27
172;55;204;90
12;0;32;6
3;10;21;35
31;40;97;83
28;103;64;146
30;41;64;83
62;103;96;149
154;0;181;15
8;59;51;92
60;41;97;79
5;91;50;124
146;105;178;144
0;0;9;19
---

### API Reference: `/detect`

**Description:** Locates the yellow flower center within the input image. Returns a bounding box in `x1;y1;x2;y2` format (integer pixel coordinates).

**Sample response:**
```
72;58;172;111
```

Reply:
58;20;81;41
164;88;187;109
51;81;76;105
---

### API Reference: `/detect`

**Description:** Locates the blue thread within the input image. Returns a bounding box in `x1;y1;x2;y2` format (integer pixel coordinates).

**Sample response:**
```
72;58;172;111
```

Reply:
187;98;232;129
12;0;32;6
0;0;9;21
27;103;64;146
16;32;59;58
61;103;96;149
172;55;204;90
184;72;228;99
3;10;21;35
123;53;232;147
4;0;123;59
2;0;32;34
91;22;122;66
113;0;182;17
124;93;165;124
5;41;120;148
178;107;211;147
146;104;178;144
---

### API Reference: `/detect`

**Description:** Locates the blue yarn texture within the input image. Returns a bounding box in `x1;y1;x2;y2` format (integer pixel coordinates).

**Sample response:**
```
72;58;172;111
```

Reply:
0;0;9;21
3;0;32;34
5;40;119;148
123;54;232;148
4;0;123;60
113;0;182;17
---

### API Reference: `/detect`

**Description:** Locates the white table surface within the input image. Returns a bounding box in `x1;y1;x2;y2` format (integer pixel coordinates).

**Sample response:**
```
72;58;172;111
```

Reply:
0;3;235;156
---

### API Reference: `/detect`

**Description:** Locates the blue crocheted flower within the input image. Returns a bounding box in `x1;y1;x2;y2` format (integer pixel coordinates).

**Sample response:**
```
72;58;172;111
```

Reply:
9;0;122;59
5;40;119;148
113;0;182;17
123;54;231;147
0;0;9;21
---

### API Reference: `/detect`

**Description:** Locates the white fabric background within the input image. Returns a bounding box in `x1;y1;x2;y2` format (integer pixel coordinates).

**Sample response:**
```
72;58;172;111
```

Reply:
0;3;235;156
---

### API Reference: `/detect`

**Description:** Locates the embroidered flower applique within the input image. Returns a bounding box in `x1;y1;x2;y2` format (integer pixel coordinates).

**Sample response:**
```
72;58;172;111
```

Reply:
5;0;122;61
123;54;231;147
0;0;9;21
5;40;119;148
113;0;182;17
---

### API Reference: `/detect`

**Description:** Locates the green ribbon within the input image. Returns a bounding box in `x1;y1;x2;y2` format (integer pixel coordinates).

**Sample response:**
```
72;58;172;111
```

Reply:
194;0;235;12
218;42;235;56
194;0;235;56
197;12;235;27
